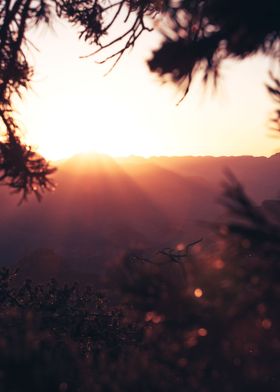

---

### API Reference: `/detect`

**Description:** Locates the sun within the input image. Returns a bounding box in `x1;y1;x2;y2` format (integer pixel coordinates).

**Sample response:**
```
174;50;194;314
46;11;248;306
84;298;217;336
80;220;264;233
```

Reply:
37;123;153;161
22;93;160;161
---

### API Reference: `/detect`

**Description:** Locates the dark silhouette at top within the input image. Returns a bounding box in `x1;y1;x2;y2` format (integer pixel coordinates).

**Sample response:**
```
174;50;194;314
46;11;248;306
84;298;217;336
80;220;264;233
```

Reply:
148;1;280;97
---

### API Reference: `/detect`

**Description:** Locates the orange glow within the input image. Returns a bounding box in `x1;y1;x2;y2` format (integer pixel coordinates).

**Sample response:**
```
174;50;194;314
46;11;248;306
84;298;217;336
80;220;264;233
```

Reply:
185;336;197;348
262;319;272;330
198;328;208;337
213;258;225;270
145;311;164;324
25;96;160;161
176;243;185;251
194;288;203;298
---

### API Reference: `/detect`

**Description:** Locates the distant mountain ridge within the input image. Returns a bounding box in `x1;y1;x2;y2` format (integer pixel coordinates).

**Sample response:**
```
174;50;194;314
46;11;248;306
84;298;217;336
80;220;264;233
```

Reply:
0;153;279;277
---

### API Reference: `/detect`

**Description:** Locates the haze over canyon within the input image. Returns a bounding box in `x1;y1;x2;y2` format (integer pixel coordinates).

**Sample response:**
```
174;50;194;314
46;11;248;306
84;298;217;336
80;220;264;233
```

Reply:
2;153;279;280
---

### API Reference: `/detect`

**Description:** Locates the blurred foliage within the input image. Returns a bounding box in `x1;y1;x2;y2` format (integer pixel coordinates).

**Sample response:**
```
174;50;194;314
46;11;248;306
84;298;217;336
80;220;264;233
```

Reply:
108;178;280;391
148;1;280;94
0;176;279;391
266;72;280;132
0;267;142;391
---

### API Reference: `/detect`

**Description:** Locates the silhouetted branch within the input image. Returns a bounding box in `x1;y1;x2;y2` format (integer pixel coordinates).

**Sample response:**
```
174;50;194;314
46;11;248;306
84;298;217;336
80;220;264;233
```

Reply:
220;170;280;257
0;111;56;202
60;0;157;72
267;71;280;132
129;238;203;281
0;0;56;200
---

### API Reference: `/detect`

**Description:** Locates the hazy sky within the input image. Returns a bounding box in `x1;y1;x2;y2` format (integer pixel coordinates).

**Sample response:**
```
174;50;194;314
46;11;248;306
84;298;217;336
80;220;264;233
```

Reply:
16;19;280;161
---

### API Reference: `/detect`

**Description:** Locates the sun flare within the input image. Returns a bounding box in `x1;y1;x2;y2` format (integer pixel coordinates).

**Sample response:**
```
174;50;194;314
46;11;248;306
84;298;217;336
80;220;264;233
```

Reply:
23;94;162;161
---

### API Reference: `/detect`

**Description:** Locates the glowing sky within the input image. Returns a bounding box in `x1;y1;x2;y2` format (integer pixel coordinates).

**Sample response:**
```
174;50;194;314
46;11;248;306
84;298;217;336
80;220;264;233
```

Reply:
16;20;280;161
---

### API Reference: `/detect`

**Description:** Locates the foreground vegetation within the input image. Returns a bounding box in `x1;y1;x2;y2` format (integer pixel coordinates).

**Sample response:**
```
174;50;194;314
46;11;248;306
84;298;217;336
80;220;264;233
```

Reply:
0;178;279;392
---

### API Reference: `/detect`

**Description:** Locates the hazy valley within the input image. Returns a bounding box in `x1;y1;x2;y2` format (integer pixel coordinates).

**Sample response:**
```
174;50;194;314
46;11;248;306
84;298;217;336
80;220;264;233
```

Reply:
1;153;279;280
